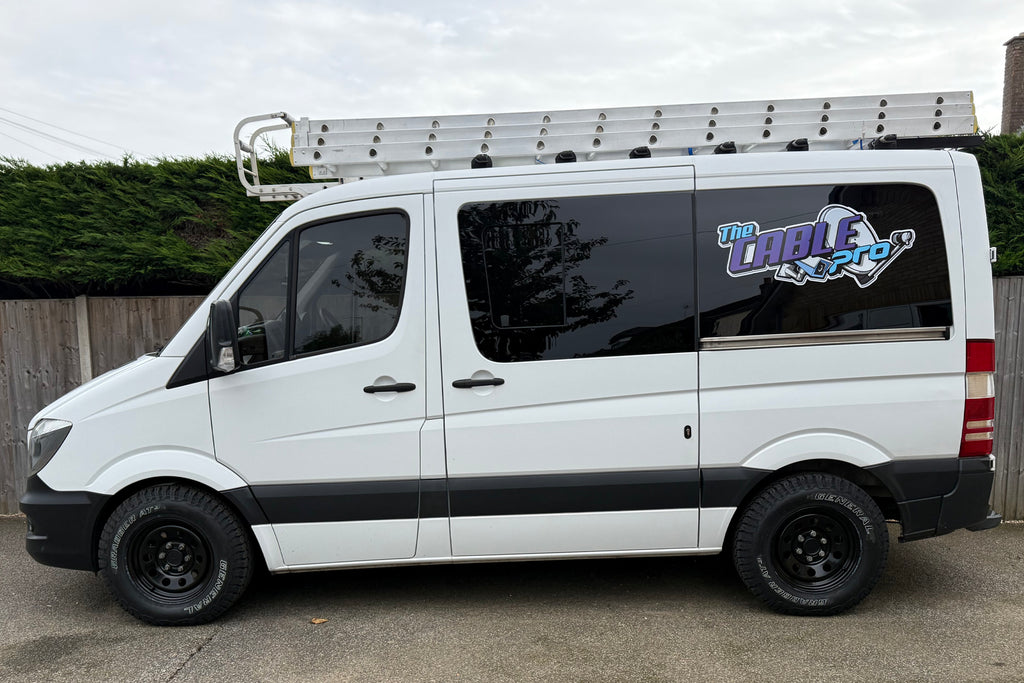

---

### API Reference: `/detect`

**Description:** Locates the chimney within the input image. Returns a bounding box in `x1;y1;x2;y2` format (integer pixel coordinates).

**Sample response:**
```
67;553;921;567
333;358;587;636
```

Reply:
1003;32;1024;134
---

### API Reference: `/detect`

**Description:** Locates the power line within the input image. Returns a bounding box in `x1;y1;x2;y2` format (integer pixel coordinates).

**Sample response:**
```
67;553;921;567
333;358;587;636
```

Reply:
0;115;114;158
0;129;68;162
0;106;133;154
0;115;118;159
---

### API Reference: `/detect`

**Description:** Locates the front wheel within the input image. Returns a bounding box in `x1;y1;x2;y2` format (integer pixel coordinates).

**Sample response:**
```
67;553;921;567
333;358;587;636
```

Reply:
97;484;253;626
732;473;888;616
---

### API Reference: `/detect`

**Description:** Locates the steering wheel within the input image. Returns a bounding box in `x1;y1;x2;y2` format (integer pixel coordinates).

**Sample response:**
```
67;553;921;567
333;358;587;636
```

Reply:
238;305;264;324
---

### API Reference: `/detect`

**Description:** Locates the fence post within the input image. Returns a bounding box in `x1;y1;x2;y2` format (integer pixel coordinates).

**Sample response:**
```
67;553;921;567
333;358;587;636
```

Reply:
75;295;92;382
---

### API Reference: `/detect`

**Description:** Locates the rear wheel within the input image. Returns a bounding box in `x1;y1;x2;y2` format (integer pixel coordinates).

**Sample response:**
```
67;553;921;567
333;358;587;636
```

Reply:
97;484;253;626
732;473;888;616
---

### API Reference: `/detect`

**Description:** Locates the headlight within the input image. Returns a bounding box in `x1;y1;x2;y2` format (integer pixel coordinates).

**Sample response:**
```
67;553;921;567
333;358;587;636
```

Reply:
28;419;72;476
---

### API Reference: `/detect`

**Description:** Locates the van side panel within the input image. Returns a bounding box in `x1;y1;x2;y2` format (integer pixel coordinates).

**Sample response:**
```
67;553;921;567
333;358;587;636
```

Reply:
696;163;967;523
34;357;218;493
699;342;964;471
951;152;996;340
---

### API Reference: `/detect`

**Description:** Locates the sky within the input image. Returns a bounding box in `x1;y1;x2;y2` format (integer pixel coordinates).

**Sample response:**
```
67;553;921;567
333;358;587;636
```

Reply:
2;0;1023;167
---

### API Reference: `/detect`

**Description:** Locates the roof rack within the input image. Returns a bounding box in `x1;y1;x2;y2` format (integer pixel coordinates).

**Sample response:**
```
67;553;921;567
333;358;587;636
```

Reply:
234;91;980;201
232;113;341;202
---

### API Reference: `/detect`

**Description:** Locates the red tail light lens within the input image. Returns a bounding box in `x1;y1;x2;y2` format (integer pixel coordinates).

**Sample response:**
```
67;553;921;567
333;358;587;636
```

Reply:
960;340;995;457
966;339;995;373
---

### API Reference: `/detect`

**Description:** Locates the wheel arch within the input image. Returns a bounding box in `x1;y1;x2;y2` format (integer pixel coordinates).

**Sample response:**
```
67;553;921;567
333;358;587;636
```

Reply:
88;476;269;574
728;468;891;615
720;458;900;554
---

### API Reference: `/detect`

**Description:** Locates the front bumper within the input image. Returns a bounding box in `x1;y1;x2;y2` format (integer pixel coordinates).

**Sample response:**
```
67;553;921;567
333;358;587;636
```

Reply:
20;474;110;571
868;456;1001;542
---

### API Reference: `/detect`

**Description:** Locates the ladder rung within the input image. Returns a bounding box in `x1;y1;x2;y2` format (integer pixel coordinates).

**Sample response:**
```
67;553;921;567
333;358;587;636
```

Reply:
299;92;969;133
235;92;978;200
298;116;977;179
296;103;976;149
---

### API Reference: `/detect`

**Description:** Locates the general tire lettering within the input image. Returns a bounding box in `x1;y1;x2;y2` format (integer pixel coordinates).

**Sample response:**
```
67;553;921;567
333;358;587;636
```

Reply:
731;473;888;616
96;484;253;626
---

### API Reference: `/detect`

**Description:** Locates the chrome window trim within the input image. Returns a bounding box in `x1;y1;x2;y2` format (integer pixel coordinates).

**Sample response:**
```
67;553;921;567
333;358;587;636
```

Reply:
699;326;950;351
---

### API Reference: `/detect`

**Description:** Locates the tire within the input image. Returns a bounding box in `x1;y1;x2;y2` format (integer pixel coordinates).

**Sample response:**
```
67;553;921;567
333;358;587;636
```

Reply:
732;473;888;616
97;484;253;626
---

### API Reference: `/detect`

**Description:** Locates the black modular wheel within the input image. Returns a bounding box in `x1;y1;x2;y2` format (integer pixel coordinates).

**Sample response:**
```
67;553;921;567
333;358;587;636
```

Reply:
732;473;888;616
97;484;253;626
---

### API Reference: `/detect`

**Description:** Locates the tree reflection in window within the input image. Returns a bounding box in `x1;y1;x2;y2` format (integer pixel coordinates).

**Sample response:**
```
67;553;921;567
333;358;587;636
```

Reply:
294;213;408;354
460;194;693;362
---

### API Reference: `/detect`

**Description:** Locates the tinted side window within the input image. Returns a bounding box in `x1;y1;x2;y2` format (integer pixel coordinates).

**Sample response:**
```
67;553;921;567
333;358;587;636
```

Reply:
697;184;952;338
293;213;408;355
458;192;695;362
237;240;290;366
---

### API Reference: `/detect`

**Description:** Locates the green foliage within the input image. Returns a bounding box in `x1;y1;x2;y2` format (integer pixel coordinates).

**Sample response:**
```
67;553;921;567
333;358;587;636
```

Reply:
0;152;309;297
970;132;1024;276
2;135;1024;297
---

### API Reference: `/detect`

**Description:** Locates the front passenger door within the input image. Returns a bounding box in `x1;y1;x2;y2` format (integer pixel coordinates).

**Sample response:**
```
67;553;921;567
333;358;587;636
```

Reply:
209;196;426;567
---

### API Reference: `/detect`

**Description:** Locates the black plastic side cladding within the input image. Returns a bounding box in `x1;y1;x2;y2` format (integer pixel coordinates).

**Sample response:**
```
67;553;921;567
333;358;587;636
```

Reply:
222;486;270;526
935;459;998;535
702;458;996;544
252;480;421;524
865;457;960;502
867;457;997;541
701;467;771;508
419;478;449;518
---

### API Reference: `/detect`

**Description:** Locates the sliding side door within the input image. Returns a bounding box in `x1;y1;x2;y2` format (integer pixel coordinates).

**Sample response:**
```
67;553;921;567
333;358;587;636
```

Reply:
434;168;700;557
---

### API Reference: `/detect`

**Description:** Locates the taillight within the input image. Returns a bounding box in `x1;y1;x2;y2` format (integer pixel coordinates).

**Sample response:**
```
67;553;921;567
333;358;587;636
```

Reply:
960;339;995;457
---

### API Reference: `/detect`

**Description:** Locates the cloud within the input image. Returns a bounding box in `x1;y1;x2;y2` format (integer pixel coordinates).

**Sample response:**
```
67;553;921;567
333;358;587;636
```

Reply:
1;0;1021;164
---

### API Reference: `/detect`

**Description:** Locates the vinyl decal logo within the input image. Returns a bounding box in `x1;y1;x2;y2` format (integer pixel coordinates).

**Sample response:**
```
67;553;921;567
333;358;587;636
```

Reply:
716;204;915;288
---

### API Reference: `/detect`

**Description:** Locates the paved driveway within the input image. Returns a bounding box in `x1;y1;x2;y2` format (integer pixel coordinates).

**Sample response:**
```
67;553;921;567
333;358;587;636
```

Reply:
1;516;1022;682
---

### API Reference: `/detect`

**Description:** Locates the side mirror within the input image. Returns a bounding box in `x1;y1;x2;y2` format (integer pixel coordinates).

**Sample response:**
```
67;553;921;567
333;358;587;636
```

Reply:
208;300;239;373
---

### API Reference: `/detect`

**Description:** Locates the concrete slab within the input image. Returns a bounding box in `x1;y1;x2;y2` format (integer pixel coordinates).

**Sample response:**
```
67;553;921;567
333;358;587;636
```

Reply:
1;516;1022;682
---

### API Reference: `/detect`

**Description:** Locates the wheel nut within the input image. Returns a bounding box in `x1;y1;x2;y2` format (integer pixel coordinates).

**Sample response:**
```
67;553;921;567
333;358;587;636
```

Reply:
178;543;186;551
797;534;805;542
163;564;171;571
821;538;828;545
183;555;191;563
158;552;166;560
795;548;803;555
819;550;826;558
809;530;817;538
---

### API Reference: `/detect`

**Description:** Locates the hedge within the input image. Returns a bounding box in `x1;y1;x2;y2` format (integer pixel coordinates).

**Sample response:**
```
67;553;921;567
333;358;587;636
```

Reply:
0;134;1022;297
969;132;1024;276
0;152;308;297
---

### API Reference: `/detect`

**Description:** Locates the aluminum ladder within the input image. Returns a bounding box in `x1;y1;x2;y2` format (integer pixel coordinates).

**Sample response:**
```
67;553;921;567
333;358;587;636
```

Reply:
234;91;979;201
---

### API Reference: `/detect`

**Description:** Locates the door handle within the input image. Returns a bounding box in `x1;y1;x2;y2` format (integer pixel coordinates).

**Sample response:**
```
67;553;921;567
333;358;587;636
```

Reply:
452;377;505;389
363;382;417;394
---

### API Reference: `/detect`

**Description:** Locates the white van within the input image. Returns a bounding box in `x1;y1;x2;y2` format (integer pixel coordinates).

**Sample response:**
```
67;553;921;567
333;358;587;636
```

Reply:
20;141;1000;625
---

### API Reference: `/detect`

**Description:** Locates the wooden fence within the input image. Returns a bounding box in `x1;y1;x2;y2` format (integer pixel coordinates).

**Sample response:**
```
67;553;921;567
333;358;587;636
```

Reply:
1;283;1023;518
0;296;204;513
993;276;1024;520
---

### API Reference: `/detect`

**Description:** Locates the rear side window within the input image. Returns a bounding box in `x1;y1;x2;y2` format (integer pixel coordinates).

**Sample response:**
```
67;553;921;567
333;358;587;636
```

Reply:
458;192;695;362
697;184;952;338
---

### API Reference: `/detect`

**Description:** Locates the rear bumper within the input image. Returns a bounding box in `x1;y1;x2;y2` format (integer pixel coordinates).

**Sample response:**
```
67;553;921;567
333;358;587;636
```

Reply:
868;456;1001;542
19;474;109;572
966;511;1002;532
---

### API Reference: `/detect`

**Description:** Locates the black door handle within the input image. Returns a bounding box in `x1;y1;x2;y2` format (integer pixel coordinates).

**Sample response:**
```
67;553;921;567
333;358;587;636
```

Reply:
363;382;417;394
452;377;505;389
